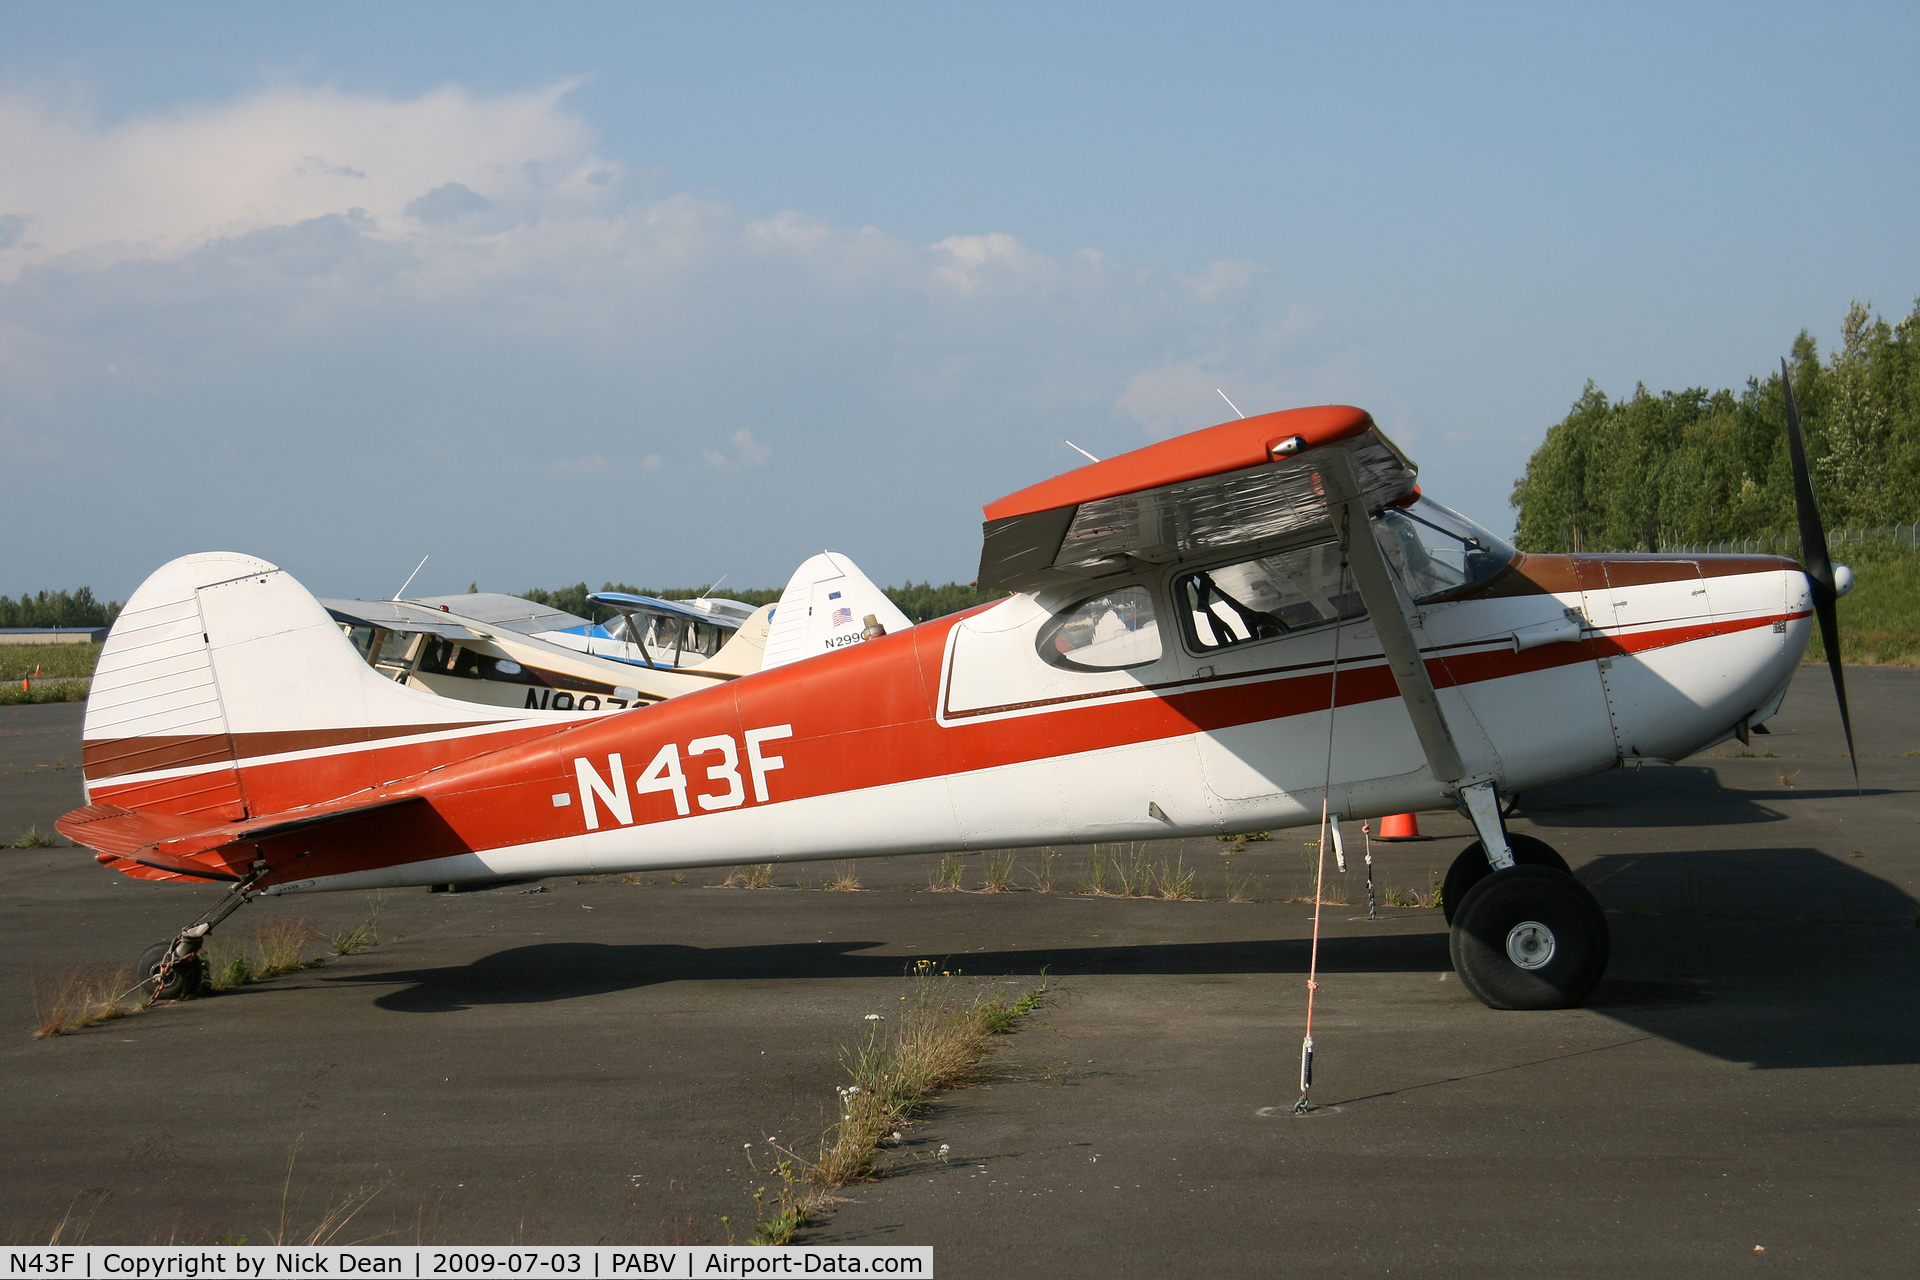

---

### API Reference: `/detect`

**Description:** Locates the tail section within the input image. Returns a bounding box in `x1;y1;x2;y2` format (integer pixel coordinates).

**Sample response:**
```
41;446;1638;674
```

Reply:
698;603;774;676
761;552;913;670
80;553;561;826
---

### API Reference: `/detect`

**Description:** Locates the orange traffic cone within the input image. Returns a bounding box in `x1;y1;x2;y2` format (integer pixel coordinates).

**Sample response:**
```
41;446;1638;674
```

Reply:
1375;812;1421;841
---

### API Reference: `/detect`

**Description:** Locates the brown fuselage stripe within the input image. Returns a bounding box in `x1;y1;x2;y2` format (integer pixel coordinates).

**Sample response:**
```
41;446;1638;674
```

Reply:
82;721;503;781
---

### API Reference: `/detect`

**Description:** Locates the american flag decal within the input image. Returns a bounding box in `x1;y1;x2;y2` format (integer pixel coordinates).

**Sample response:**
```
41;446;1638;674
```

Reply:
832;606;854;628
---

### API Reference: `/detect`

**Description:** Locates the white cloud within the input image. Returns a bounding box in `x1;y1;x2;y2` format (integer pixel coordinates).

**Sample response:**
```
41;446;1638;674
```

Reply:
703;429;771;472
0;79;605;278
0;80;1357;596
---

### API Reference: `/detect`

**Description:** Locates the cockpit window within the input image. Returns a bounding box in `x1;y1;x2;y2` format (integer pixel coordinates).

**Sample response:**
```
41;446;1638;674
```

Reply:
1176;541;1363;652
1036;586;1162;671
1374;497;1517;602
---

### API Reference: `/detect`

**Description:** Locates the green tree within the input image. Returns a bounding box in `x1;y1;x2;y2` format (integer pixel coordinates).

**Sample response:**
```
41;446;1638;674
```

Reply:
1511;299;1920;551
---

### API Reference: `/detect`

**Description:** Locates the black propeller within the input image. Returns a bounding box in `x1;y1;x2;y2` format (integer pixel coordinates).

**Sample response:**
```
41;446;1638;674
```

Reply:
1780;357;1859;792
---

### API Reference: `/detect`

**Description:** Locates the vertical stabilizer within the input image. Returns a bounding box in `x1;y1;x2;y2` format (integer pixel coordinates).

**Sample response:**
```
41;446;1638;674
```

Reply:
82;553;546;821
761;553;912;670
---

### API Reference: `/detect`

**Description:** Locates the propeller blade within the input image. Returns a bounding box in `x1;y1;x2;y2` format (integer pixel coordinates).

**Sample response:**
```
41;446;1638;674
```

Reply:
1780;358;1859;792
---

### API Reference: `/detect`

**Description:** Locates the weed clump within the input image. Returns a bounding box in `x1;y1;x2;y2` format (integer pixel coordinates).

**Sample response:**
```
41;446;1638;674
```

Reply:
330;891;387;955
207;919;320;989
811;961;1046;1188
927;852;966;892
33;964;145;1037
979;852;1015;892
744;962;1049;1241
1382;880;1442;909
6;825;61;849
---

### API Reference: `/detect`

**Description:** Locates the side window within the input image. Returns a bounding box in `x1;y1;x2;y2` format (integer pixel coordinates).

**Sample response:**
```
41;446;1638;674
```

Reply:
1036;586;1162;671
1176;541;1363;652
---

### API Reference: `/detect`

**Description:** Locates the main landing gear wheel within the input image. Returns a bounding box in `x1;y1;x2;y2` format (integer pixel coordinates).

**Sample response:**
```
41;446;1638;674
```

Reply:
136;941;206;1001
1448;866;1609;1010
1441;833;1570;924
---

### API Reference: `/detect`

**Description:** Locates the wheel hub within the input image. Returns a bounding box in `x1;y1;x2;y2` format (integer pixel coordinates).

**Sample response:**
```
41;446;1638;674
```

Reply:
1505;920;1556;970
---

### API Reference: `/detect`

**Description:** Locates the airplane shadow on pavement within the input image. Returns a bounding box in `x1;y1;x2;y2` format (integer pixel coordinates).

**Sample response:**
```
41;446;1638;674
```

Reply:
331;842;1917;1073
337;931;1450;1015
1512;764;1904;828
1576;845;1920;1070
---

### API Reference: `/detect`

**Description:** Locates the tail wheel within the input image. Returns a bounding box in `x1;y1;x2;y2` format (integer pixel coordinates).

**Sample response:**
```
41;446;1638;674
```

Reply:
1441;833;1569;924
1448;865;1610;1010
136;942;206;1001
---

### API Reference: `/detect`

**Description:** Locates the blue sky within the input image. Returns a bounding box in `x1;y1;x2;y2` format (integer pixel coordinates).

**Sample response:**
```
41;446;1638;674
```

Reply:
4;2;1915;601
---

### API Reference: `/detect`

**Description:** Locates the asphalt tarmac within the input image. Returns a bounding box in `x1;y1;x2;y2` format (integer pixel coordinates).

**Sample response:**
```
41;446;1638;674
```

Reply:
2;666;1916;1276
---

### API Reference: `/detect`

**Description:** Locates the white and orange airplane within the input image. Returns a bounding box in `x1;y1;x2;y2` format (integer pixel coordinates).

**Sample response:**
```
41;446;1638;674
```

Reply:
58;392;1854;1013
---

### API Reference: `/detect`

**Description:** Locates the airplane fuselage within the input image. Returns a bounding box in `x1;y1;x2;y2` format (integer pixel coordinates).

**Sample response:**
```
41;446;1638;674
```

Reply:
103;550;1807;897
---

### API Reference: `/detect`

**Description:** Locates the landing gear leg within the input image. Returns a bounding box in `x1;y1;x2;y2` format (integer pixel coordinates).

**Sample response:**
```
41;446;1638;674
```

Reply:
137;858;270;1001
1442;834;1571;925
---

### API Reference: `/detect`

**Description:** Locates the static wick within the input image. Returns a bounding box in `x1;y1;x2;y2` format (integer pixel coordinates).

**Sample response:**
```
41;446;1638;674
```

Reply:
1217;389;1246;419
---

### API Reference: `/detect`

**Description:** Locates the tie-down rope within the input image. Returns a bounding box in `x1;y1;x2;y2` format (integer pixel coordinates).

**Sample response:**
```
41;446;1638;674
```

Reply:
1295;526;1352;1115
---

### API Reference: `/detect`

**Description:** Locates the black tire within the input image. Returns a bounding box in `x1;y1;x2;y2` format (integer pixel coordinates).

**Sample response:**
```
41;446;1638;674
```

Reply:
136;941;205;1001
1441;833;1569;924
1448;866;1609;1010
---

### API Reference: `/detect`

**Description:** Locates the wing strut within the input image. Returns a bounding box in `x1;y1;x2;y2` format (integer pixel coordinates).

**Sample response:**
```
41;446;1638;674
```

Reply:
1318;451;1515;870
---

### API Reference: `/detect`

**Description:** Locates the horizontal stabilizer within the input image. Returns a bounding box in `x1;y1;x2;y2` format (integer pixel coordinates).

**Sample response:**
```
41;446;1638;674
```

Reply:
59;793;429;878
219;794;425;844
57;804;253;879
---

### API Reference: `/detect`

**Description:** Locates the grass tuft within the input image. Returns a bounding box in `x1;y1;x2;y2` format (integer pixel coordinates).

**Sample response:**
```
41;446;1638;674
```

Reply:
1154;855;1199;900
1023;848;1058;893
781;962;1049;1224
823;861;863;892
1382;879;1443;909
7;825;61;848
32;964;145;1037
926;852;966;892
208;919;322;989
718;864;776;889
0;682;90;705
273;1137;393;1246
979;852;1017;893
330;891;388;955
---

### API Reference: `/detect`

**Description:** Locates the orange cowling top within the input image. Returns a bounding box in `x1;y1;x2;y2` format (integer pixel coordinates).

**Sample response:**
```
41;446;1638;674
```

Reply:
983;405;1375;522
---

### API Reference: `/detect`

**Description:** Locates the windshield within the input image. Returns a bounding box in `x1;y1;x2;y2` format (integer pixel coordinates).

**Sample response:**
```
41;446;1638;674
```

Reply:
1374;497;1517;601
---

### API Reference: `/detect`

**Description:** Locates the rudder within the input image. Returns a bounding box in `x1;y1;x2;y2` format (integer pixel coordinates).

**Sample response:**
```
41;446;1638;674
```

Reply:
83;553;542;821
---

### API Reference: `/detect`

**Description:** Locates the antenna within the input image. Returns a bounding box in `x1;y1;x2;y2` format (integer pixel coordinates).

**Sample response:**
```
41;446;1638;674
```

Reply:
392;554;429;600
1217;389;1246;419
705;574;728;598
1064;440;1101;463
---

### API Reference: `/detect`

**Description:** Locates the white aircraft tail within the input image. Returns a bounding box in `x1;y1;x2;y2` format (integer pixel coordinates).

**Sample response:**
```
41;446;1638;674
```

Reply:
698;602;774;676
761;552;912;670
81;552;537;821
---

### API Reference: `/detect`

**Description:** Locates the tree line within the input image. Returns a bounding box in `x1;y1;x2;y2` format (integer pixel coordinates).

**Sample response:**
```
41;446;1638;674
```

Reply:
0;588;121;629
1509;298;1920;553
3;577;1010;637
518;579;1009;625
